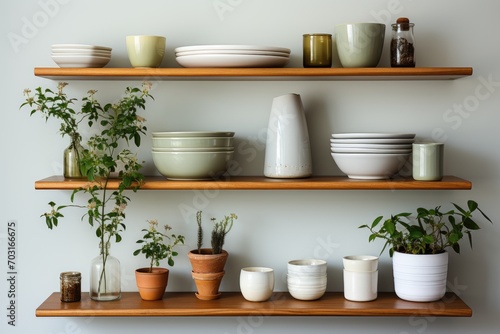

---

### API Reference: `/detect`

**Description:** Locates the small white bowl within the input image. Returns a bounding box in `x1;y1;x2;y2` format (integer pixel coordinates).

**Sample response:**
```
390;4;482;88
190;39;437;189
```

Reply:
287;259;327;275
331;152;410;179
288;286;326;301
51;55;111;68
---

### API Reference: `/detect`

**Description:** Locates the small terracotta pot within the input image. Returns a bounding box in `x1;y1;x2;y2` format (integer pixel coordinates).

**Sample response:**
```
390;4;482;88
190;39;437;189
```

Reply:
191;270;225;300
188;249;228;273
135;267;169;301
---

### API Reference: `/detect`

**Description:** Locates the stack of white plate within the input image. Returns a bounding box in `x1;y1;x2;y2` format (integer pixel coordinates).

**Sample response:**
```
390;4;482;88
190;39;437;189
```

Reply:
330;132;415;179
51;44;112;68
174;45;290;68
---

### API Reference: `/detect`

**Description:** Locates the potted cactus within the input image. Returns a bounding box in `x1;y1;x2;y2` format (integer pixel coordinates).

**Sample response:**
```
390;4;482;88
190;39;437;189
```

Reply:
187;211;237;300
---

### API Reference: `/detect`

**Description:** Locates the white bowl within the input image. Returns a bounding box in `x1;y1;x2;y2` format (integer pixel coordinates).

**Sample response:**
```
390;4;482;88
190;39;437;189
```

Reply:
287;259;327;275
331;152;410;179
288;286;326;301
152;131;235;138
51;43;112;51
152;151;233;180
287;275;327;286
343;255;378;272
331;147;411;154
152;136;234;148
51;55;111;68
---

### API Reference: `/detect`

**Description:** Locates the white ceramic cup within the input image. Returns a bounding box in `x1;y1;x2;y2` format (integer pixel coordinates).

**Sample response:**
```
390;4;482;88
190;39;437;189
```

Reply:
240;267;274;302
126;35;166;68
343;255;379;272
412;142;444;181
343;269;378;302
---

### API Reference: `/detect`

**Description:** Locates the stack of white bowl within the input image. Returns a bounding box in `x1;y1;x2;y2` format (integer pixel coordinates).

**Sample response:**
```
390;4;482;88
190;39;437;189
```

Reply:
287;259;327;301
151;131;235;180
174;45;290;68
330;132;415;179
51;44;112;68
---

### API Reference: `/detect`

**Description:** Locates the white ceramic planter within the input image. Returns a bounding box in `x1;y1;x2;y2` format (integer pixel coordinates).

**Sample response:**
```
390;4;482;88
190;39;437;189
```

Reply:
392;251;448;302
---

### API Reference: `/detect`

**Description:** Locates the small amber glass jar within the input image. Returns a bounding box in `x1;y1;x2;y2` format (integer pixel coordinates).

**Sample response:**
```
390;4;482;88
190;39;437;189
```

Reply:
303;34;332;68
60;272;81;302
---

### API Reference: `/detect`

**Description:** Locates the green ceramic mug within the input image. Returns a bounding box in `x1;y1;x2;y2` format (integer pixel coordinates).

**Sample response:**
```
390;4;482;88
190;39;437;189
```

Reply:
412;142;444;181
126;35;166;68
335;23;385;68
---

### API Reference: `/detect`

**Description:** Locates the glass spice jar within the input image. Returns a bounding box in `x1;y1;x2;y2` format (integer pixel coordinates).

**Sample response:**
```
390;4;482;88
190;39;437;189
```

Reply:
303;34;332;68
60;272;81;302
391;17;415;67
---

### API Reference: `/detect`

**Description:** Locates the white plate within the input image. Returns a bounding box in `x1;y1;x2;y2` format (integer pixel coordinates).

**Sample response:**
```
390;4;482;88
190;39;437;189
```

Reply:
331;147;412;154
175;49;290;57
176;54;289;68
52;44;112;51
175;44;291;54
330;138;415;144
330;142;412;149
51;55;111;68
331;133;416;139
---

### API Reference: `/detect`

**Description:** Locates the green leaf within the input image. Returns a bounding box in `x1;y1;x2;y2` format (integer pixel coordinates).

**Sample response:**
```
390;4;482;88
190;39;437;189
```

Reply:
371;216;383;228
463;218;480;230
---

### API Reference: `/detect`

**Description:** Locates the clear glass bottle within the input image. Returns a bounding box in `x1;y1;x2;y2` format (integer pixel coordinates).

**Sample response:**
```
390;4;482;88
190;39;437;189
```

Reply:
63;132;84;178
90;242;121;301
60;271;81;302
391;17;415;67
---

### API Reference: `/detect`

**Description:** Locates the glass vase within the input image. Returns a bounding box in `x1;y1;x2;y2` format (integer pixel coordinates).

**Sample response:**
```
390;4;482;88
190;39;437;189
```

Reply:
63;133;84;178
90;242;121;301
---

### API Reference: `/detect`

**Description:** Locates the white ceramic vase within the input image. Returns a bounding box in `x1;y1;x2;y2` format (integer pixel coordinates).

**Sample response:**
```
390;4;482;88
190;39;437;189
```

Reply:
392;251;448;302
264;93;312;178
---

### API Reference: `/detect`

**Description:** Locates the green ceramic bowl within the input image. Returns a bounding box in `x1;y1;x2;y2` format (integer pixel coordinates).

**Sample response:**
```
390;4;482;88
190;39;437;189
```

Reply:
152;150;233;180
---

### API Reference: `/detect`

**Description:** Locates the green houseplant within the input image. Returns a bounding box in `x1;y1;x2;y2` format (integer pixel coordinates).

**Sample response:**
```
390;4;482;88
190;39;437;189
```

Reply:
359;200;492;257
359;200;492;302
21;82;154;301
188;210;238;300
133;219;185;300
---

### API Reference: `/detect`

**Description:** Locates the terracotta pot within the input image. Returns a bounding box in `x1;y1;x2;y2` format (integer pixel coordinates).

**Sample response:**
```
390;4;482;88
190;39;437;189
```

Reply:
135;267;169;301
191;271;225;300
188;249;228;273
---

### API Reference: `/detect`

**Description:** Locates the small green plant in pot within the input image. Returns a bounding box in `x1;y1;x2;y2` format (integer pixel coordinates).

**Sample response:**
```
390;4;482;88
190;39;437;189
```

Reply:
134;219;185;301
188;211;238;300
359;200;492;302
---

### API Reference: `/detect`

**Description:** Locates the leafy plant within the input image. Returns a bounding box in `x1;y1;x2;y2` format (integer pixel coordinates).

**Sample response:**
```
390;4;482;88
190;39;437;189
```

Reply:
359;200;492;257
134;220;185;272
195;211;237;254
21;82;154;297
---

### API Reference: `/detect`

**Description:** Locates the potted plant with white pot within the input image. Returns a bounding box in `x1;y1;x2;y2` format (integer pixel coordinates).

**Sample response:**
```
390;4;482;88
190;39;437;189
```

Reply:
359;200;492;302
133;219;185;301
187;211;238;300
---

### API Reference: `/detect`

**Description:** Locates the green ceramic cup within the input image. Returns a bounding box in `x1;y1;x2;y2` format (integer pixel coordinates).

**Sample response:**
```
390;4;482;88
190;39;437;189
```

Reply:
412;143;444;181
126;35;166;68
335;23;385;68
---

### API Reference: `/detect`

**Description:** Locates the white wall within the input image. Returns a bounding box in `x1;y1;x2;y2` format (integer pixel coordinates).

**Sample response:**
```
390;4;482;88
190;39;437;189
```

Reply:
2;0;500;333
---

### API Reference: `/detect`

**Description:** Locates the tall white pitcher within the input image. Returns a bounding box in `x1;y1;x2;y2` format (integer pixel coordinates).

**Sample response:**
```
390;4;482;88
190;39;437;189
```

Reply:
264;93;312;178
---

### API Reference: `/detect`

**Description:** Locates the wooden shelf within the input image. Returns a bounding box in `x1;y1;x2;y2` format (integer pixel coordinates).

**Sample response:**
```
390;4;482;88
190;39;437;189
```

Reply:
34;67;473;81
34;175;472;191
36;292;472;317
